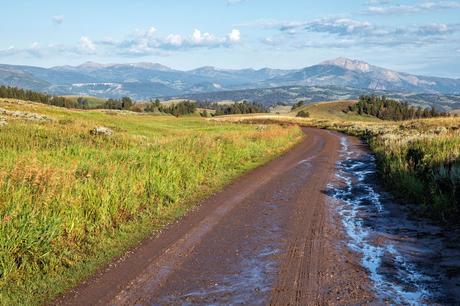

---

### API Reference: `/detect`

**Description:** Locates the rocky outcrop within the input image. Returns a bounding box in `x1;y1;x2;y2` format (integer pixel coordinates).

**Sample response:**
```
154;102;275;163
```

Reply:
0;108;51;122
90;126;113;136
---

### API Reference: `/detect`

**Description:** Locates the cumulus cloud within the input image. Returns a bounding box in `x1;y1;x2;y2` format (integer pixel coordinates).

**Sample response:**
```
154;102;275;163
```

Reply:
228;29;241;42
80;36;96;53
52;15;64;25
145;26;157;38
92;27;242;56
165;34;183;47
0;24;243;59
366;1;460;15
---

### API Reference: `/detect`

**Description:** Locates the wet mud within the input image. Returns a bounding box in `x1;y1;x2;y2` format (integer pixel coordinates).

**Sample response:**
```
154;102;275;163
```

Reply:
327;136;460;305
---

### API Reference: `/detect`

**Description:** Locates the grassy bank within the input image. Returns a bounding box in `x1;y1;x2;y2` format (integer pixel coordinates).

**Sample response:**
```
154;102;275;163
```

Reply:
0;98;303;305
323;118;460;221
214;101;460;222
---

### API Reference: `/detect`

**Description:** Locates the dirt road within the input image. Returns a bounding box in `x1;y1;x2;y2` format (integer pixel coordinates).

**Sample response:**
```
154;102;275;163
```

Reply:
56;128;373;305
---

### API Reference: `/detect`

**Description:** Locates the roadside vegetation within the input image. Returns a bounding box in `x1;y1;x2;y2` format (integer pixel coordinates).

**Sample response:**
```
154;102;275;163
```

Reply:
214;100;460;223
0;98;302;305
347;95;447;120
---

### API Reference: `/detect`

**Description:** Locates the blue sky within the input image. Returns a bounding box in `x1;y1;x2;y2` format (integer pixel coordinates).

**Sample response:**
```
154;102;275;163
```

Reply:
1;0;459;77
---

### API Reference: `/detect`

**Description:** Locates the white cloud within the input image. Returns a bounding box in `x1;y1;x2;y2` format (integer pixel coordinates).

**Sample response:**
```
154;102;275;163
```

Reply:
165;34;183;46
0;25;242;59
80;36;96;53
192;29;202;43
0;46;16;56
105;27;242;55
52;15;64;25
228;29;241;42
146;27;157;38
192;29;219;45
306;18;374;36
366;1;460;15
250;16;460;50
418;23;450;35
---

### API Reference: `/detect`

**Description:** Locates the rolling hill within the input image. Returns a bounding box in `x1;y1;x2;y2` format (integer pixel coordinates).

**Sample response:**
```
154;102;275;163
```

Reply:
175;85;460;111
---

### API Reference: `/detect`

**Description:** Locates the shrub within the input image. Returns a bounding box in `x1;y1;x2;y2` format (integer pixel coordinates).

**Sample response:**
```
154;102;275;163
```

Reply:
296;110;310;118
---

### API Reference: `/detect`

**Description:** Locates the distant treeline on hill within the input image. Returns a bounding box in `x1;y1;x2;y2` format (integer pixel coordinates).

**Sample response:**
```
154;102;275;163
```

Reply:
348;95;448;121
197;101;268;115
0;85;139;110
0;86;267;117
0;85;78;108
160;100;197;116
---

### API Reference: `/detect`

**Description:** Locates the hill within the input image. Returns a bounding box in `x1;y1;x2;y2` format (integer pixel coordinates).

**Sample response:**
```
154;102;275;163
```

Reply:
176;85;460;112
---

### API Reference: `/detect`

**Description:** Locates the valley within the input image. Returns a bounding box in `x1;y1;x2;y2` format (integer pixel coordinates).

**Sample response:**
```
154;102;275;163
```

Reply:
2;58;460;112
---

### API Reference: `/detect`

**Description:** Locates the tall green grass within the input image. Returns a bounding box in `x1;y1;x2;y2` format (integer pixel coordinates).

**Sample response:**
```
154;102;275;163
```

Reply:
313;117;460;221
0;99;302;305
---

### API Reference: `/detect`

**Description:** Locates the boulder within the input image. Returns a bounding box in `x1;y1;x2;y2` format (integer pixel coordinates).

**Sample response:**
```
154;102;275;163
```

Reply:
90;126;114;136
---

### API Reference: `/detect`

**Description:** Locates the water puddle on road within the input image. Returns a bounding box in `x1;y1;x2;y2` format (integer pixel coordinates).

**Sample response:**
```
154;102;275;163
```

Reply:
327;137;460;305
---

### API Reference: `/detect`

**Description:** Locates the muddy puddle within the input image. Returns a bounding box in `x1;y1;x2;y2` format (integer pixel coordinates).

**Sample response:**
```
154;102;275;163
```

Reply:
327;136;460;305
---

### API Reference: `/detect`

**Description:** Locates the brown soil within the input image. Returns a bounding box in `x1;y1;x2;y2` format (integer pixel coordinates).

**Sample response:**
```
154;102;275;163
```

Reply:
54;128;374;306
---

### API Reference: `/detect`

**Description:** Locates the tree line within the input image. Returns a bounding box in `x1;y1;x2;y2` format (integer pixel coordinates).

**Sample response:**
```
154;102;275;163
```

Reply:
213;101;268;116
159;100;197;116
103;97;134;110
0;85;79;108
0;85;267;117
347;95;447;121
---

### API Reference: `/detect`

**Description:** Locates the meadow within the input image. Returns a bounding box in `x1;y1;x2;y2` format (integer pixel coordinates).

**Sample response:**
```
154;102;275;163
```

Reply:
0;98;302;305
215;101;460;222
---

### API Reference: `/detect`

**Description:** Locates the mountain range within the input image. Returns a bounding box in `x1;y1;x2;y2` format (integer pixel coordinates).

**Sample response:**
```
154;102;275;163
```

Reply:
1;58;460;105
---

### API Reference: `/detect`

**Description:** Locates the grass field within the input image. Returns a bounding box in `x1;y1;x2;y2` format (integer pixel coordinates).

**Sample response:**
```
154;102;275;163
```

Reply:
214;100;460;222
0;98;302;305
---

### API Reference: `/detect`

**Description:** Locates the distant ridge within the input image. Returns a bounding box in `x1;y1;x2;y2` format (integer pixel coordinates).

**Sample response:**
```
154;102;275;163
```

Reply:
0;58;459;101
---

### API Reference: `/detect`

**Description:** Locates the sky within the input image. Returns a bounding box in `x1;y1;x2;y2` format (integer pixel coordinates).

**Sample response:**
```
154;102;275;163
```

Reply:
1;0;459;77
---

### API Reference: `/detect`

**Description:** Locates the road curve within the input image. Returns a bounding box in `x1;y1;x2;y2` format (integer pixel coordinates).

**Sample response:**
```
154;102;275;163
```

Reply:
55;127;373;306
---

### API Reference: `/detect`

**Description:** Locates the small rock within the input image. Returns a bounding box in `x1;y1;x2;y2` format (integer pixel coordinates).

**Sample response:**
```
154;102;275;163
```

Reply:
90;126;114;136
0;118;7;126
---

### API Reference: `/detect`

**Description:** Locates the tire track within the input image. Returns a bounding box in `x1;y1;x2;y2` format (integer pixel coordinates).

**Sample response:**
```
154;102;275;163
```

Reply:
55;128;374;306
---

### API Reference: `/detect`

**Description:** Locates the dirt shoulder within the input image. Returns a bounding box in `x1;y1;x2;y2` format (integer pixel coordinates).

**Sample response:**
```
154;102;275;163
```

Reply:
55;128;373;305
